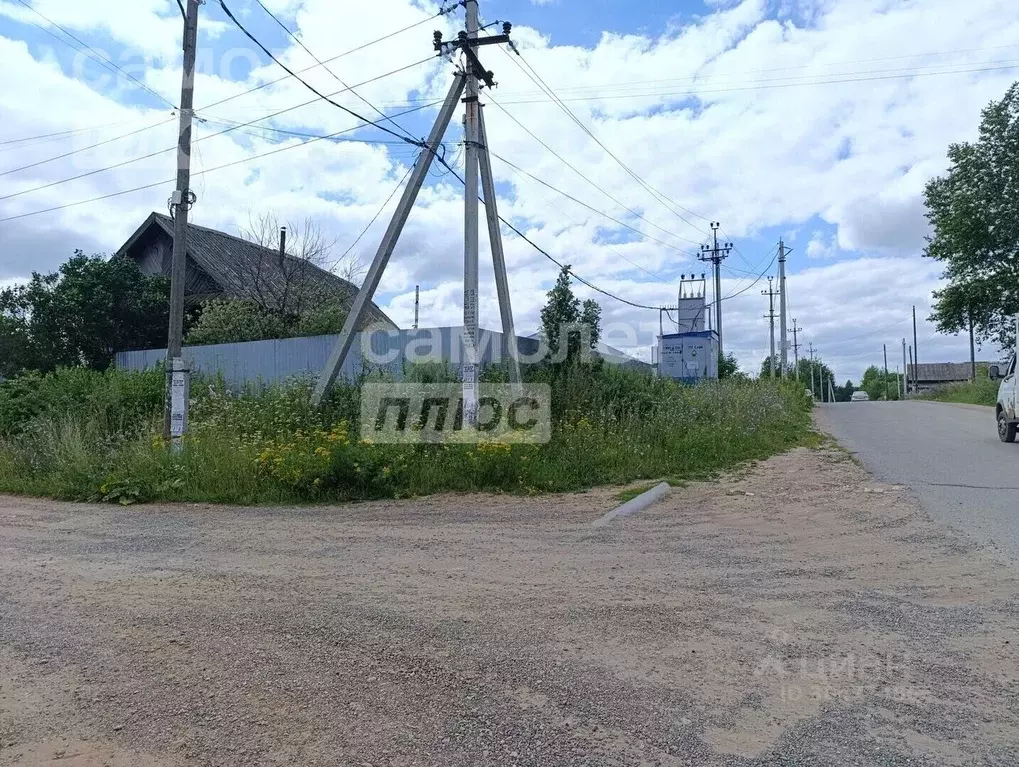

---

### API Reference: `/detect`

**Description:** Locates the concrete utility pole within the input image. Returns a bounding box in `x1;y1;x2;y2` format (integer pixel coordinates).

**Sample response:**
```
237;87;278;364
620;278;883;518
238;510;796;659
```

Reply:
778;239;788;376
312;4;520;405
461;0;481;424
791;319;802;381
164;0;200;446
808;342;817;400
762;276;778;378
883;343;890;401
413;285;420;329
699;222;732;354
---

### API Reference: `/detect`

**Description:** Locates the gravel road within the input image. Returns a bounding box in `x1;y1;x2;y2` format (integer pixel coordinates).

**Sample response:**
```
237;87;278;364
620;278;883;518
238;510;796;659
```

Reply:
3;445;1019;766
817;401;1019;560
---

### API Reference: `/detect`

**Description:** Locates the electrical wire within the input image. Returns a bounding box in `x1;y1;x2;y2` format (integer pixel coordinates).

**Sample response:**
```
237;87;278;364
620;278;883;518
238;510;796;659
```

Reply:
474;55;1019;101
0;118;178;177
490;63;1019;105
251;0;419;144
0;101;441;223
504;46;712;233
484;92;704;248
10;0;177;109
216;0;423;149
0;62;437;202
488;150;699;260
331;163;415;270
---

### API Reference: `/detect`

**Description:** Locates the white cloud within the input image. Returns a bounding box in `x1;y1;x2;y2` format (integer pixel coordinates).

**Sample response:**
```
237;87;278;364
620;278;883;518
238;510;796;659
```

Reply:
0;0;1016;385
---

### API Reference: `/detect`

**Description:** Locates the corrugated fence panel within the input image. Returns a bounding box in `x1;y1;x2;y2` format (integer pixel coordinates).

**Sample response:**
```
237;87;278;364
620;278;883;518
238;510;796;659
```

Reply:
115;327;552;386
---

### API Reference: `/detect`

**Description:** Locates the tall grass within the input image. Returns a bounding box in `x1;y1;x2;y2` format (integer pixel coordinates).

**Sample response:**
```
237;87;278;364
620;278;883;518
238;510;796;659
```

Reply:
0;364;812;505
921;373;999;407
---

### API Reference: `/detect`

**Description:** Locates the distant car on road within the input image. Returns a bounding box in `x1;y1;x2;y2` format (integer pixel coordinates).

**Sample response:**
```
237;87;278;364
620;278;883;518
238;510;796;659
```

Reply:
851;391;870;402
990;349;1017;443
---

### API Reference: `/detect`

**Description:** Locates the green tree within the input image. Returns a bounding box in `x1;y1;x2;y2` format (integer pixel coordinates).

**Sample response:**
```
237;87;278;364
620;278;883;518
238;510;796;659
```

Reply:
924;82;1019;350
539;266;601;362
859;365;903;400
185;297;350;347
718;352;743;380
0;252;169;376
835;379;855;402
795;357;835;399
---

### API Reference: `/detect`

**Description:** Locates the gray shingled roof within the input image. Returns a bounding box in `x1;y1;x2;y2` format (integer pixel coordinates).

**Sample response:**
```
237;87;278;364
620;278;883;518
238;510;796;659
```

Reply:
122;213;396;330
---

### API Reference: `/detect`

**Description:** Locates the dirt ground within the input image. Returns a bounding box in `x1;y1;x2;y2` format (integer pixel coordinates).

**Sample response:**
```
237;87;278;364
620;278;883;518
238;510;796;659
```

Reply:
2;444;1018;766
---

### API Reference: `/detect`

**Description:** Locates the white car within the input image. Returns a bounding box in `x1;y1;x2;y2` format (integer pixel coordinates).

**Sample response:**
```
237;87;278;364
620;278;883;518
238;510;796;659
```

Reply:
850;391;870;402
991;353;1017;443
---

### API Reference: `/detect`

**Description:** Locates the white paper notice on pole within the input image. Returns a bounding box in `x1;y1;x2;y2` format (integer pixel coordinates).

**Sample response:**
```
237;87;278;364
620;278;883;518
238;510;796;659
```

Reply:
462;365;477;425
170;370;187;438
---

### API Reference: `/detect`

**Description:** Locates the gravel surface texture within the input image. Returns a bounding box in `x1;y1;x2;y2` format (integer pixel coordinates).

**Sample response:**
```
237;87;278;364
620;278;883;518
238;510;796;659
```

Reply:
2;444;1018;766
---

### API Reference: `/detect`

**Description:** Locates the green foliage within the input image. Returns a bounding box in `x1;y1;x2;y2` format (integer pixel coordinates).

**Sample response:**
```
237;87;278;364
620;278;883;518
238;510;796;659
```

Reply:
921;366;999;407
539;266;602;361
924;82;1019;350
185;297;349;346
0;252;169;376
859;365;903;401
0;364;811;505
718;353;743;380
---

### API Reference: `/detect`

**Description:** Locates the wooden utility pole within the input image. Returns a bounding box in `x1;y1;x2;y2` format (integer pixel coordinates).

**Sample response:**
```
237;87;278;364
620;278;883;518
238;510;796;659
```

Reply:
902;339;908;398
164;0;200;445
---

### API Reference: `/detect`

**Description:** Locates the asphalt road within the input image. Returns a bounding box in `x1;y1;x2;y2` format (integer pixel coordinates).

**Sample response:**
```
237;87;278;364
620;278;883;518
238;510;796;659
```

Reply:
817;400;1019;560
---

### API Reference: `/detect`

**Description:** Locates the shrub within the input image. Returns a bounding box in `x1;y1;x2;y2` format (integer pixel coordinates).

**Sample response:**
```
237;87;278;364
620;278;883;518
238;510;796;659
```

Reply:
0;362;811;505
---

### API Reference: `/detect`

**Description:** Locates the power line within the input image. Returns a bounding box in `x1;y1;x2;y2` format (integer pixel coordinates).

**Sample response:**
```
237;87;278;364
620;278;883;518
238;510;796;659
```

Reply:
504;46;713;234
0;101;441;223
488;150;699;260
216;0;423;149
0;61;435;202
484;93;704;248
331;164;415;270
472;54;1019;100
251;0;420;144
0;118;177;177
485;63;1019;105
10;0;177;109
384;44;1019;103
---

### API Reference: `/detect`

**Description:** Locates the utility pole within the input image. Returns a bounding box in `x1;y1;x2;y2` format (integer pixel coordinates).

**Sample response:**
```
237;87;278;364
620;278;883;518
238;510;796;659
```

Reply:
762;276;778;378
460;0;481;425
313;5;520;405
778;239;788;376
883;343;890;401
164;0;200;446
908;345;914;394
912;305;919;389
969;310;976;381
699;222;732;354
791;319;802;381
413;285;420;330
901;339;908;398
808;342;817;400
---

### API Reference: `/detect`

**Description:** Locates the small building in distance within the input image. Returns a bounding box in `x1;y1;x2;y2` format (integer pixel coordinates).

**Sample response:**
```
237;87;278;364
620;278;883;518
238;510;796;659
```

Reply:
657;275;719;382
116;212;396;330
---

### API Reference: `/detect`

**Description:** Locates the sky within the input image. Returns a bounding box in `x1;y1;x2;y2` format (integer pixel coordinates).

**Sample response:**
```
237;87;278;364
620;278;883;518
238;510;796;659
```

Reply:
0;0;1017;382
